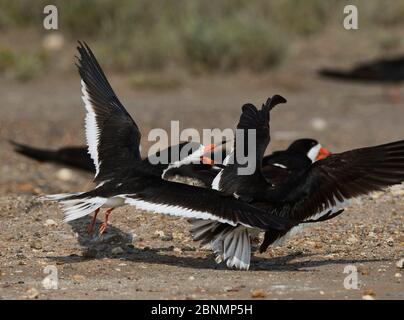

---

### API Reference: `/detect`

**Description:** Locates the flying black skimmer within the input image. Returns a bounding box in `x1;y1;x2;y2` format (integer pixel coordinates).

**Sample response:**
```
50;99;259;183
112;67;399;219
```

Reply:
319;55;404;102
192;95;404;269
40;42;299;263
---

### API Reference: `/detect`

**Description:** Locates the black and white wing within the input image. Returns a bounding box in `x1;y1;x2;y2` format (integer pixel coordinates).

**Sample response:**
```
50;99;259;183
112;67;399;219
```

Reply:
121;177;297;231
270;140;404;221
76;41;142;183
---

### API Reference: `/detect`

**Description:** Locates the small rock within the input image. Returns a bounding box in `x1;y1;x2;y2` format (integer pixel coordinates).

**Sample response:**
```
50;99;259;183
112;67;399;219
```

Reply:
367;232;376;238
251;288;267;298
370;191;383;200
26;288;39;299
394;273;401;278
183;245;196;251
30;241;42;250
188;276;195;281
44;219;57;227
346;235;358;244
56;168;73;181
396;258;404;269
153;230;165;238
362;295;375;300
161;234;173;241
173;247;182;254
72;274;86;283
363;288;375;297
386;237;394;246
310;118;328;131
111;247;124;255
42;33;65;51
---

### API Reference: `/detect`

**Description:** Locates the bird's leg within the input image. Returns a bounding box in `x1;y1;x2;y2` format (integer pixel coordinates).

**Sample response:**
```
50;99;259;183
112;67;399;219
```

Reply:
87;208;100;234
99;208;114;235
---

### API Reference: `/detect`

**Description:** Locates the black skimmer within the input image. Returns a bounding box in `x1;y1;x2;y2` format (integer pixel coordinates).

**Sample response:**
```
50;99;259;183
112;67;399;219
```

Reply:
40;42;299;263
262;138;330;184
319;55;404;102
193;95;404;268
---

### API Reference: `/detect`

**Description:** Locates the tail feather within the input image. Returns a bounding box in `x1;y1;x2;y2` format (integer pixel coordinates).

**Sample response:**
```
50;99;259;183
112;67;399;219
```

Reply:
61;197;106;222
189;219;251;270
38;192;105;222
38;192;85;201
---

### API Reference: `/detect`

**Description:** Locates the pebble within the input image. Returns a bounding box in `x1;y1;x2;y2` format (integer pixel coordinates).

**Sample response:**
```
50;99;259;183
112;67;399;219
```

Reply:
362;295;375;300
251;288;267;298
363;288;375;297
188;276;195;281
42;33;65;51
154;230;165;238
56;168;73;181
386;237;394;246
30;241;42;250
111;247;124;255
396;258;404;269
72;274;86;283
394;273;401;278
161;234;173;241
346;235;358;244
310;118;328;131
26;288;39;299
44;219;57;227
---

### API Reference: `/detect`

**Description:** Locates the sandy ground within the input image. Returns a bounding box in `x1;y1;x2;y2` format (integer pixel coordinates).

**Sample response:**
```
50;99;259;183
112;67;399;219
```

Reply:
0;52;403;300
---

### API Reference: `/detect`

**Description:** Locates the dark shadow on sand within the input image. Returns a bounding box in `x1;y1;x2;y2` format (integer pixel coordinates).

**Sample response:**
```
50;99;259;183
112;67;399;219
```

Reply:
45;217;389;272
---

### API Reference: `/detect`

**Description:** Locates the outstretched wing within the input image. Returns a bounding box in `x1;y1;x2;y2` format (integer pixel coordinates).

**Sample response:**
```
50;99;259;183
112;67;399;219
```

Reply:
76;41;142;182
270;140;404;220
119;177;298;231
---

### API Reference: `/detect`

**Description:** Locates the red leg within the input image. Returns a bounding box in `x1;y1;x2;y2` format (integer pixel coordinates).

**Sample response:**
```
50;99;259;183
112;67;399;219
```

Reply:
87;208;100;234
99;208;114;235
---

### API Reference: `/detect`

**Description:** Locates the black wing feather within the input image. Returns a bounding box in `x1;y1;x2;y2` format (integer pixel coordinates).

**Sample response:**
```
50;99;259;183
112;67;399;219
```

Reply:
270;140;404;220
76;41;142;182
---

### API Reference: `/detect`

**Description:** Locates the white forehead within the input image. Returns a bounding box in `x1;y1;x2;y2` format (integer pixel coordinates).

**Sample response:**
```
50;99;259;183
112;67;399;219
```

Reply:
307;143;321;162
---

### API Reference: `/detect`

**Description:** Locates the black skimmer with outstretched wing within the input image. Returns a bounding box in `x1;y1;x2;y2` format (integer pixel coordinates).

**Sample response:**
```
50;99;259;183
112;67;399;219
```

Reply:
193;95;404;267
40;42;299;270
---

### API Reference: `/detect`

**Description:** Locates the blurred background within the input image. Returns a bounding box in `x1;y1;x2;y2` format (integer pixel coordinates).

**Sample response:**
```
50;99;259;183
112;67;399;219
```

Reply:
0;1;403;300
1;0;404;194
